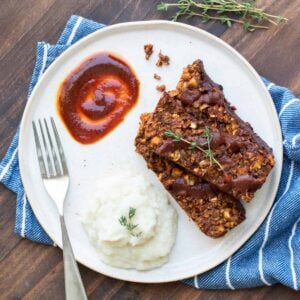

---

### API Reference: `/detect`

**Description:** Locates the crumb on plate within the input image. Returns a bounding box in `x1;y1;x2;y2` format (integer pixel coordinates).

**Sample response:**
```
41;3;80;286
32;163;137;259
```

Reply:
156;51;170;67
156;84;166;92
154;73;161;80
144;43;153;60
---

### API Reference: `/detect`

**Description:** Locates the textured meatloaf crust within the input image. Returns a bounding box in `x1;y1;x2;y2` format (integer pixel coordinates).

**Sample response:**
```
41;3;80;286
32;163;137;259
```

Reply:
136;113;245;238
140;60;275;201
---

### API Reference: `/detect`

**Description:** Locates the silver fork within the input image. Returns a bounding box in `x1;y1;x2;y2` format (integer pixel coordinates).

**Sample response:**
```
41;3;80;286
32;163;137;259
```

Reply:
32;117;87;300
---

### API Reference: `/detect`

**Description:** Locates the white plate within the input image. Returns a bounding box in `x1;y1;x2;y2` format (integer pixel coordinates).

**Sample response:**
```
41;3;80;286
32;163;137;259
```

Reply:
19;21;282;283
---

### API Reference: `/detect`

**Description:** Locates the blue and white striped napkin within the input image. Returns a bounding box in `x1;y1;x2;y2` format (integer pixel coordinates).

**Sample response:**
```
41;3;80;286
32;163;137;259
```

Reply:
1;15;299;290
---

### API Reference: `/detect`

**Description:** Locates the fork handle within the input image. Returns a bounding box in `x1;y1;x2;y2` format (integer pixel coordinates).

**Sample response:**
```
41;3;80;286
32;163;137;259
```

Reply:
60;216;88;300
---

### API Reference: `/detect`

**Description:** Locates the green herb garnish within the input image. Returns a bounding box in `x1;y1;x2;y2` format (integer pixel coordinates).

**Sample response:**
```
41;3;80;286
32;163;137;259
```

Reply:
164;128;223;169
119;207;142;238
157;0;287;32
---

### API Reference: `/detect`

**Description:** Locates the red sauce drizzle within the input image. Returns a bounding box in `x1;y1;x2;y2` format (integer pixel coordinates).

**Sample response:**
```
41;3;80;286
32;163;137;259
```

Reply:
57;52;139;144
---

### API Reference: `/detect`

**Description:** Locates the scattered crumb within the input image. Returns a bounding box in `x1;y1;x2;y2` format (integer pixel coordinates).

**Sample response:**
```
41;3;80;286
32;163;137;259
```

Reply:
154;73;161;80
156;84;166;92
156;51;170;67
144;43;153;60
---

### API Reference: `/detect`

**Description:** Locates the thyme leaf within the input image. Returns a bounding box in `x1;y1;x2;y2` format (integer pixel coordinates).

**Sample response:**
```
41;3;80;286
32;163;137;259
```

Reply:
119;207;142;238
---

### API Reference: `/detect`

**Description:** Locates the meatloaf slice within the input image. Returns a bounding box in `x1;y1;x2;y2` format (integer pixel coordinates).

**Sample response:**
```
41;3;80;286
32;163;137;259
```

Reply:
139;60;275;201
136;113;245;238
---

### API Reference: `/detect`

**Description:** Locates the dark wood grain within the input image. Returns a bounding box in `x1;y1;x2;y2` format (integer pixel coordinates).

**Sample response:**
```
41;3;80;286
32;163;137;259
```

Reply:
0;0;299;299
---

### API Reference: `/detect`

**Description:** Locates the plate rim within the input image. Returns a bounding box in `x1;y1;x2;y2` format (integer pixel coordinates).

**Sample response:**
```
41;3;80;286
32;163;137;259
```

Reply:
18;20;283;283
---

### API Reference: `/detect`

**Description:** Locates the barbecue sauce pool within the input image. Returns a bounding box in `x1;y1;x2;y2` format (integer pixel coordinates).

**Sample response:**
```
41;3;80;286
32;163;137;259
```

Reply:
57;52;139;144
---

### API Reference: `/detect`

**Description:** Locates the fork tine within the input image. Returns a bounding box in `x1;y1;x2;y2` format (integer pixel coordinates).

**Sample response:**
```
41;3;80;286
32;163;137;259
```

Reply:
32;121;47;178
44;118;61;176
39;119;55;177
50;117;68;175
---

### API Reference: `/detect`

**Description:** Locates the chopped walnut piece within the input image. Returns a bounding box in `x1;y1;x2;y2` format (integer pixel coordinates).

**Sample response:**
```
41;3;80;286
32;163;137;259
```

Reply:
156;51;170;67
156;84;166;92
154;73;161;80
144;43;153;60
171;168;183;177
150;136;161;145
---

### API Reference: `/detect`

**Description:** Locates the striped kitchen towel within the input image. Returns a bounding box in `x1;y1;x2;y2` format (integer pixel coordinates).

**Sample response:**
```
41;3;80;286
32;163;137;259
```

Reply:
0;15;299;290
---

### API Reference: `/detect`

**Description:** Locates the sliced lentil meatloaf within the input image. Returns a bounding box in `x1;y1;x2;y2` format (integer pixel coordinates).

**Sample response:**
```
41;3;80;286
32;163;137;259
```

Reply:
136;113;245;238
138;60;275;202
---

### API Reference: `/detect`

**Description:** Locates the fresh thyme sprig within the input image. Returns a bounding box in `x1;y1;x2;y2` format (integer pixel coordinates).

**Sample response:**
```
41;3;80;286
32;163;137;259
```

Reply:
157;0;287;32
119;207;142;238
164;128;223;169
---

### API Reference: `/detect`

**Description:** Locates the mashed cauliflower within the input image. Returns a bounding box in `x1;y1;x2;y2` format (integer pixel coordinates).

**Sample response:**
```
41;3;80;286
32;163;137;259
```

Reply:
81;168;177;270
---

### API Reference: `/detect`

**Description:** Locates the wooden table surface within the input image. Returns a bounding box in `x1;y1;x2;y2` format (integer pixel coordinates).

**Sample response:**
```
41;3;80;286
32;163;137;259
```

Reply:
1;0;299;299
